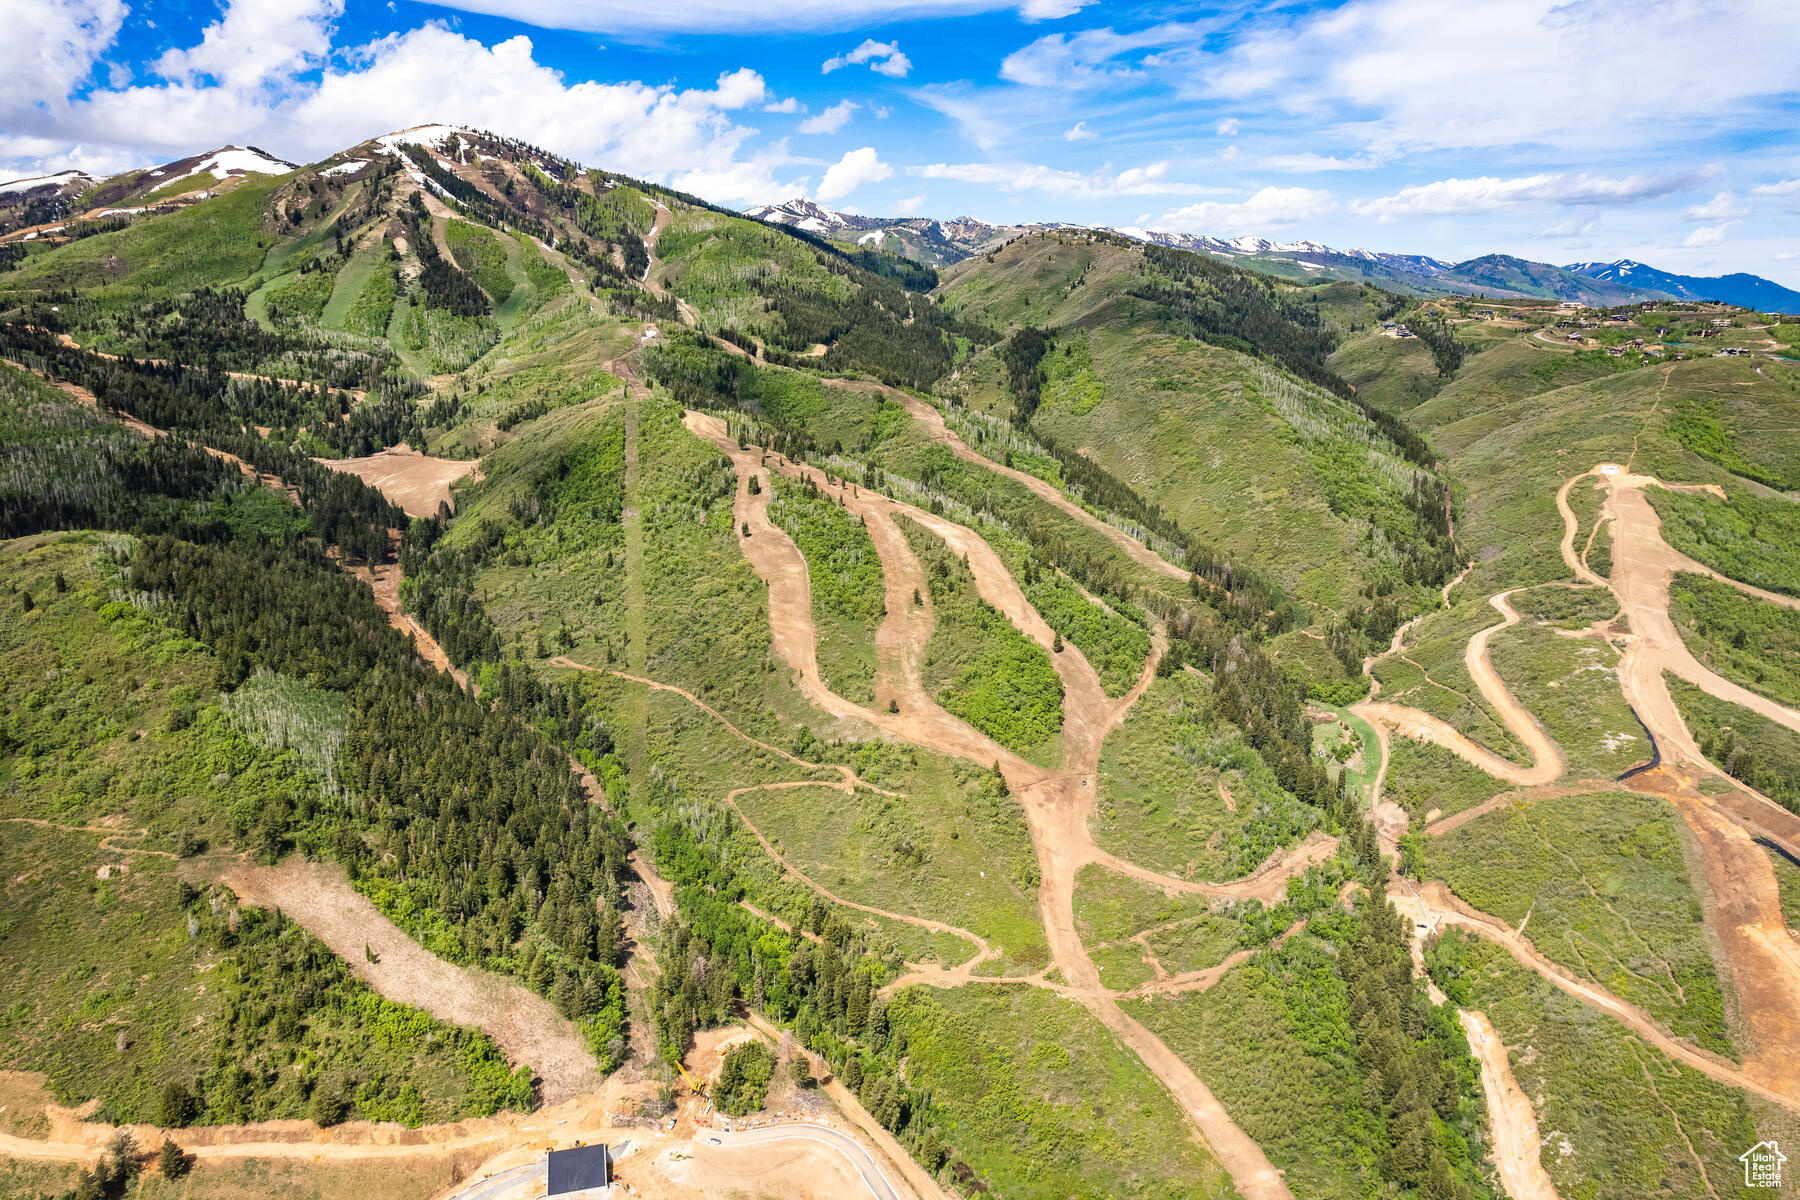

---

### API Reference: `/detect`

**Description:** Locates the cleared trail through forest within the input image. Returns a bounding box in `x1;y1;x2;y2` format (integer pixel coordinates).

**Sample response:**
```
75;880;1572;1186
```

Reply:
686;411;1298;1200
222;858;604;1104
1457;1009;1561;1200
871;385;1190;583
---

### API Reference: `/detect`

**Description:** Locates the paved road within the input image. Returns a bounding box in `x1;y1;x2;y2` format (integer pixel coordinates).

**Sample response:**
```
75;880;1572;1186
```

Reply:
710;1125;902;1200
441;1161;540;1200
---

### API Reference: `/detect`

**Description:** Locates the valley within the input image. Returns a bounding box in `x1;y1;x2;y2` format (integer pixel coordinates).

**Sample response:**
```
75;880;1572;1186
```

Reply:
2;124;1799;1200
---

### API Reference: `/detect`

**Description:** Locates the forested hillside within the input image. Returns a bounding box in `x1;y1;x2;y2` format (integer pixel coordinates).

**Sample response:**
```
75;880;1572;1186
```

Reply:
3;124;1799;1200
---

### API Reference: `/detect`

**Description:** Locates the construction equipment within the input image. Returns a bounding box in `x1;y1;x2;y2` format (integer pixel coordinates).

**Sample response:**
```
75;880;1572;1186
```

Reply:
674;1061;708;1097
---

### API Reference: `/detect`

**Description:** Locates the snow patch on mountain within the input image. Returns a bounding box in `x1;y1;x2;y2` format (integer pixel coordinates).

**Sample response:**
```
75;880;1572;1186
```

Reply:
0;169;96;195
180;147;295;181
372;125;472;160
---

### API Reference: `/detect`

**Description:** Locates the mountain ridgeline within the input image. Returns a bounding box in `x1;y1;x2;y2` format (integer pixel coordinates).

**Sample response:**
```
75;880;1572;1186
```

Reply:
3;122;1798;1200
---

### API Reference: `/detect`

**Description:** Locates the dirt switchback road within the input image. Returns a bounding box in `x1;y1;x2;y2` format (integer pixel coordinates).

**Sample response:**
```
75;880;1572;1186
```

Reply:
1354;589;1564;788
685;411;1297;1200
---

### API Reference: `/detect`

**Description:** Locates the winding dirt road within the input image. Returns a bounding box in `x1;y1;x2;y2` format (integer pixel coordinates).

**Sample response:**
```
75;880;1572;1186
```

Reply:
1360;458;1800;1116
1354;590;1564;788
876;386;1190;583
1393;880;1799;1113
684;411;1300;1200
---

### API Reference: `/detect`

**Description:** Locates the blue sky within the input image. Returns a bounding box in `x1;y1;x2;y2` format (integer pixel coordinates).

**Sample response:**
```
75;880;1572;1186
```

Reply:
8;0;1800;284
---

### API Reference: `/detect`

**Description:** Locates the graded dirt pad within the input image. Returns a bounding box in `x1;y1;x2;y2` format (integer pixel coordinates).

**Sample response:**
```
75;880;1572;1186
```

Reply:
221;858;602;1104
0;1073;54;1138
317;444;479;518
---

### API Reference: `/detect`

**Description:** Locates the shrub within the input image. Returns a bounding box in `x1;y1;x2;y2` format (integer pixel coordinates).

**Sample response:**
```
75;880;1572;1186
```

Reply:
715;1041;776;1117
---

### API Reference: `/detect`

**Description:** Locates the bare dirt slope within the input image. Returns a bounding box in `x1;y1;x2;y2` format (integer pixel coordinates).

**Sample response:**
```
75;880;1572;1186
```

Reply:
318;444;478;518
222;858;602;1104
1457;1009;1561;1200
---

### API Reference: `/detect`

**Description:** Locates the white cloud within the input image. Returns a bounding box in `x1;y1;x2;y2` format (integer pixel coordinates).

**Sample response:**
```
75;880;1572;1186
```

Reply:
1018;0;1097;18
3;0;127;115
1149;187;1335;234
995;2;1800;158
1686;191;1748;221
1225;1;1800;153
1260;152;1386;172
1063;121;1096;141
1541;216;1596;238
1751;178;1800;196
798;100;858;134
822;39;911;79
916;159;1227;198
389;0;1064;34
817;146;891;202
873;105;892;119
156;0;341;93
1;5;806;205
895;193;924;210
763;96;801;113
1000;22;1205;89
1350;171;1701;219
1684;224;1730;247
1214;117;1239;136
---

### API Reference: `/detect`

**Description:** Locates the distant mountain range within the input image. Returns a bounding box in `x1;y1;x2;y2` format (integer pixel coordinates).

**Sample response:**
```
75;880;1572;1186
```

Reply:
6;156;1795;312
743;197;1800;312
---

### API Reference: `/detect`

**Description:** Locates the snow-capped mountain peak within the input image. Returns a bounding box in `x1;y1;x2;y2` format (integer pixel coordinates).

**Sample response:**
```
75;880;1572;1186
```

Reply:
180;146;295;181
0;169;97;196
745;197;855;235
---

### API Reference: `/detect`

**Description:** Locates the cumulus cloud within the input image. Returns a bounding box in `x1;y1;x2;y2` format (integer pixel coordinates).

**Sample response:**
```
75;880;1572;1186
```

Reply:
1148;187;1335;234
1683;224;1730;247
4;0;127;115
0;1;807;204
822;39;911;78
916;159;1226;198
156;0;341;93
1751;178;1800;196
817;147;891;202
763;96;802;113
1350;171;1701;219
797;100;859;135
1063;121;1096;141
1686;191;1748;221
1215;117;1239;136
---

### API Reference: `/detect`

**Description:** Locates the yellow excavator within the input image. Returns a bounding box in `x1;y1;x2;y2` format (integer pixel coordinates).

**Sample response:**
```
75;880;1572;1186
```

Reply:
674;1061;708;1097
